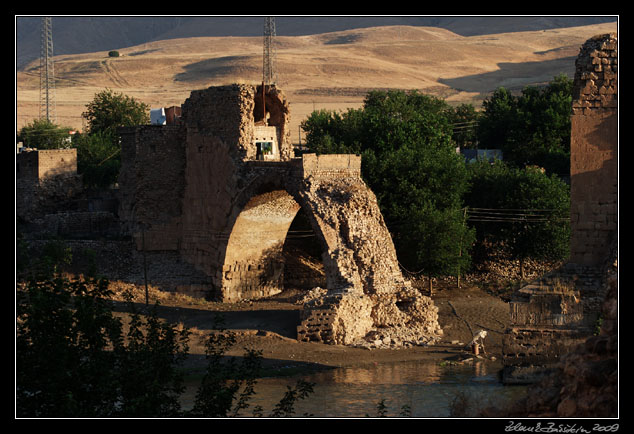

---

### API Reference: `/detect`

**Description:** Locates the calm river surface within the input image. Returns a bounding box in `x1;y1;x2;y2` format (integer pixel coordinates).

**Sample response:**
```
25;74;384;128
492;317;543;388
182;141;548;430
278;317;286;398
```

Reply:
182;359;528;418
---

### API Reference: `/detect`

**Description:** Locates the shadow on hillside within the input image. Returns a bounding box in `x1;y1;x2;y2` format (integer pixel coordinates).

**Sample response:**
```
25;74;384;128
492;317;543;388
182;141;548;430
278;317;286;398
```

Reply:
174;55;259;83
439;56;577;95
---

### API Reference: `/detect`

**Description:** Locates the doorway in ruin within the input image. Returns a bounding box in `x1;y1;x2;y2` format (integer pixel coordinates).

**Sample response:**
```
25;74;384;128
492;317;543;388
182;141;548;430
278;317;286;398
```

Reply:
221;187;326;301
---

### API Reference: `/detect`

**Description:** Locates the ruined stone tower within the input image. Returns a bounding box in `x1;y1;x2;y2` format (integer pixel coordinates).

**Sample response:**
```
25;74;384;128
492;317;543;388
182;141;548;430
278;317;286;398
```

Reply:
502;33;618;384
118;83;442;347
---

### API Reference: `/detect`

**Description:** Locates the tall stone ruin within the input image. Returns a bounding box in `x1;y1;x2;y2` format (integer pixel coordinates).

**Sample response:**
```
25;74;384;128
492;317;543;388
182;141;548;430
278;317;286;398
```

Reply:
502;33;618;384
118;83;443;347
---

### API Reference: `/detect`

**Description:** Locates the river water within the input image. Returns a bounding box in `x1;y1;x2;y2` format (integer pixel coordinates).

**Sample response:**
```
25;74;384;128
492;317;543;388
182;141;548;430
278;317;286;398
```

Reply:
182;359;528;418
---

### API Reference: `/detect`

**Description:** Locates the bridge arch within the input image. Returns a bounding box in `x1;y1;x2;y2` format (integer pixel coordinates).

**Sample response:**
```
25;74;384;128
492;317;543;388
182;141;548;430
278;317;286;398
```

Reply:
118;84;444;346
218;171;335;302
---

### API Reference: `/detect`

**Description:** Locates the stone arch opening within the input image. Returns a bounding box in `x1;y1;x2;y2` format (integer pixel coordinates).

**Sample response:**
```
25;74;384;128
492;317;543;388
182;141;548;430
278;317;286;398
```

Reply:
220;186;329;302
282;207;326;291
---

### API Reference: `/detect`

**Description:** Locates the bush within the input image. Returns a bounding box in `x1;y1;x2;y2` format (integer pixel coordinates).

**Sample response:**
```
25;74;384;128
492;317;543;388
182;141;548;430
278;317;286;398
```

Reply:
72;131;121;189
478;74;573;176
17;118;72;149
108;50;120;57
82;88;149;137
16;276;189;417
16;273;314;417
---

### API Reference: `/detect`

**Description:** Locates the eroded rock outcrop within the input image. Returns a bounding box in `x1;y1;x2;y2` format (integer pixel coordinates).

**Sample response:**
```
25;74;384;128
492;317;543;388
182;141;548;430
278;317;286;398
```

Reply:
294;173;442;347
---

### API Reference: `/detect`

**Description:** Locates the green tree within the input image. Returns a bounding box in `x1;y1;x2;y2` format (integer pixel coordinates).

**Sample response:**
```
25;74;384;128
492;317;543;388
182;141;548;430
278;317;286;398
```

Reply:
449;103;481;150
73;89;149;188
17;276;127;417
18;118;73;149
465;161;570;278
300;108;364;154
478;74;573;176
478;87;519;153
301;90;475;280
81;88;149;137
16;275;190;417
72;131;121;189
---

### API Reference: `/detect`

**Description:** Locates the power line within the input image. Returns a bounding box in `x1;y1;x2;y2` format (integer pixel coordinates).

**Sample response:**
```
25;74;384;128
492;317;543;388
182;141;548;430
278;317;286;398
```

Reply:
467;207;569;223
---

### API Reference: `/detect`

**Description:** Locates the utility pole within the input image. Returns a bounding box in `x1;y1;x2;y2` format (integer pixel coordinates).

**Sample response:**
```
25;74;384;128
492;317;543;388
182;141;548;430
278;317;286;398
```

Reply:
39;17;56;123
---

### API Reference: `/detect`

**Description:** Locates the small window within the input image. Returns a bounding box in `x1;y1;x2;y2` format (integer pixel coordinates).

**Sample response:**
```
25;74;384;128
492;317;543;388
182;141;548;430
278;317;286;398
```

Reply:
261;142;273;154
256;141;274;160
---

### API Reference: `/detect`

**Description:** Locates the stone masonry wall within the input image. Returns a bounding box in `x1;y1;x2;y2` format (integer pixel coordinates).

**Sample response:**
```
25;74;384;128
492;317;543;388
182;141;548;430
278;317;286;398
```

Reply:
16;149;82;223
118;125;186;251
502;33;618;384
36;149;77;179
291;155;442;347
569;33;618;267
118;84;443;347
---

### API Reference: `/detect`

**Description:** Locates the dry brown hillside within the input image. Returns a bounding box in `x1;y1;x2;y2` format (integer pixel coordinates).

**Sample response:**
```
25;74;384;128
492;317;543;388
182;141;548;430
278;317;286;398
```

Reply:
16;22;617;143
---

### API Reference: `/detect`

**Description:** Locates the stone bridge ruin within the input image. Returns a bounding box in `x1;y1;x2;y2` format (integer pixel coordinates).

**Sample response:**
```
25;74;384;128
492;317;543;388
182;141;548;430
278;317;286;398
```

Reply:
118;84;442;347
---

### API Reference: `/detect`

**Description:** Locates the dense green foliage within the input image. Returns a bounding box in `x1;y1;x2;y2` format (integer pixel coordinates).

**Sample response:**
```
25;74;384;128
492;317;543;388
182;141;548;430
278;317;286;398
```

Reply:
301;77;573;277
465;161;570;277
17;276;190;417
70;89;150;188
17;118;73;149
72;131;122;189
301;90;475;278
81;88;149;137
17;89;150;189
448;103;481;150
478;74;573;176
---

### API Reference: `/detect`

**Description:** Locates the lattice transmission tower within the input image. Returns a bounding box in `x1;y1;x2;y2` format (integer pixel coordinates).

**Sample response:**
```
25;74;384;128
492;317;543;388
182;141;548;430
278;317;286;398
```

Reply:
262;17;277;86
39;16;56;123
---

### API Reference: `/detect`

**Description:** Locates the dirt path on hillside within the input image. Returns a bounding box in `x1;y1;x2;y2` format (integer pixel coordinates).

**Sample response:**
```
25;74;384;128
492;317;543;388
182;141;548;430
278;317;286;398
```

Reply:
111;283;511;377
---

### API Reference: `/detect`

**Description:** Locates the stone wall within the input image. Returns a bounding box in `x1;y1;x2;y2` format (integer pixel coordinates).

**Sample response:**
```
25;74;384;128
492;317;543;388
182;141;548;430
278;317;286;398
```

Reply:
16;149;40;181
118;84;443;347
118;125;186;250
484;261;617;417
16;149;83;223
569;33;618;267
502;33;618;384
16;148;77;182
37;149;77;179
298;153;362;178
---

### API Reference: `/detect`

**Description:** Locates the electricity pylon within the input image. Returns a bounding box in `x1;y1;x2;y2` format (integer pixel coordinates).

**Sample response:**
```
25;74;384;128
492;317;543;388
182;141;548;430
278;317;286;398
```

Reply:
39;16;56;123
263;17;277;86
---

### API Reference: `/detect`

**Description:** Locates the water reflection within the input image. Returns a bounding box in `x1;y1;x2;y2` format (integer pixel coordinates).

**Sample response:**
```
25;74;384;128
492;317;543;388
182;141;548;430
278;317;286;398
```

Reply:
327;361;443;385
183;360;527;418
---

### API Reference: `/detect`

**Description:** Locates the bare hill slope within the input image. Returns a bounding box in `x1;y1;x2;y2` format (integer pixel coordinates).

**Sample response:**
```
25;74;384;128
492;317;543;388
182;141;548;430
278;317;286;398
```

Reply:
16;21;617;142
